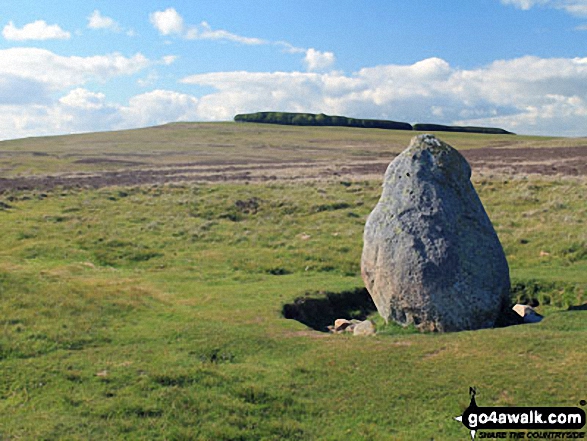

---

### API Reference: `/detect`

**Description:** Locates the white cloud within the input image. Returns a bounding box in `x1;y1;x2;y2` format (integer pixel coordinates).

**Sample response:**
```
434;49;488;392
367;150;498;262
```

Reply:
149;8;266;45
137;72;159;88
0;88;122;140
150;8;185;36
304;48;336;71
0;48;183;139
181;55;587;136
0;75;51;105
60;88;107;109
501;0;587;16
5;53;587;140
564;1;587;15
0;48;152;139
2;20;71;41
0;48;150;94
501;0;546;10
87;10;121;32
0;46;151;137
276;41;306;54
135;56;177;88
119;90;199;128
148;8;333;71
160;55;178;65
187;71;330;120
0;88;202;140
185;21;267;45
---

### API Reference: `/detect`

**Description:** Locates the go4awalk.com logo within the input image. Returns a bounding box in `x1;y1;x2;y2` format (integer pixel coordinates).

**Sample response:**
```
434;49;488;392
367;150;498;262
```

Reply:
455;388;586;440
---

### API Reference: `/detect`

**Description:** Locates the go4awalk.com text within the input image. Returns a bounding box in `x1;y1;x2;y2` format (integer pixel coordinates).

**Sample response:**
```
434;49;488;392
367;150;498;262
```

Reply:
477;431;584;438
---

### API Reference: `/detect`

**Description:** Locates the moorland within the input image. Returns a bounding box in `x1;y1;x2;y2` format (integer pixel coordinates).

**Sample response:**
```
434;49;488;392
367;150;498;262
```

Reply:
0;122;586;440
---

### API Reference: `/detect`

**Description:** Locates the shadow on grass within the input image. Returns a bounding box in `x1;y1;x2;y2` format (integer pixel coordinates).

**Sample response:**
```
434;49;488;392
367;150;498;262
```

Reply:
282;288;376;332
282;283;585;333
568;303;587;311
282;287;526;333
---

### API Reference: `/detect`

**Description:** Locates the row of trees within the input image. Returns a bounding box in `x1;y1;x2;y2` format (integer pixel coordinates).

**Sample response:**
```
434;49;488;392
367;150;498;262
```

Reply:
234;112;515;135
234;112;413;131
412;123;514;135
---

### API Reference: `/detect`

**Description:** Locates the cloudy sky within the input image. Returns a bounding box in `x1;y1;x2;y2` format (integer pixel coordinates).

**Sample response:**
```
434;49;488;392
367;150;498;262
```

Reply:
1;0;587;140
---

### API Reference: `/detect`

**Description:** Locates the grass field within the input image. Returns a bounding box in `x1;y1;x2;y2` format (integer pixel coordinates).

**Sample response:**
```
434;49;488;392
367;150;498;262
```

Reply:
0;124;586;440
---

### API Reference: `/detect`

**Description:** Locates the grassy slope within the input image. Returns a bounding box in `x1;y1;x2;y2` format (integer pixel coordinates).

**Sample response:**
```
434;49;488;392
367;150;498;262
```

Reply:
0;122;576;177
0;125;586;440
1;177;586;440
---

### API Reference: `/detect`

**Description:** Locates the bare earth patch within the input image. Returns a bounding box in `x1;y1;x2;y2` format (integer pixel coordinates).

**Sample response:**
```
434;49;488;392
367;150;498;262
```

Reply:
0;145;585;192
462;146;587;176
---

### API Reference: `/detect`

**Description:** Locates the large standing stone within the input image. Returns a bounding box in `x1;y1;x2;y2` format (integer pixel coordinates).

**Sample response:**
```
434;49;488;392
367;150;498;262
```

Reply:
361;134;510;332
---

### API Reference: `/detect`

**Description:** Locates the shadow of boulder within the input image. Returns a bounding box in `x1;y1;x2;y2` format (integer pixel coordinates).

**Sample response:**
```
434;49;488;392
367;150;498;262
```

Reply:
282;288;376;332
283;285;576;333
494;305;526;328
568;303;587;311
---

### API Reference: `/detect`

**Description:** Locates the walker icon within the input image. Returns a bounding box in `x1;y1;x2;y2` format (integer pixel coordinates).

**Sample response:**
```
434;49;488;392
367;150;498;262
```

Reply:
454;387;480;440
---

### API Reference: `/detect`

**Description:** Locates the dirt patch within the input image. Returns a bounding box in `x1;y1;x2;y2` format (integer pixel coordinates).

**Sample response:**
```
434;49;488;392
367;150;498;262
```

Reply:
73;158;146;166
462;146;587;176
0;145;585;193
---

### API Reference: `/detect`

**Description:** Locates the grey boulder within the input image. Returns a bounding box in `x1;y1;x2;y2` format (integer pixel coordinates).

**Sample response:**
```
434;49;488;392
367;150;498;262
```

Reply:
361;134;510;332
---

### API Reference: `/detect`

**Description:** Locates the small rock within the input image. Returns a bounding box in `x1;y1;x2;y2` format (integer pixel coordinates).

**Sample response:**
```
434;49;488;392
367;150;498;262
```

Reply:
353;320;376;336
334;319;352;332
512;304;543;323
512;304;527;317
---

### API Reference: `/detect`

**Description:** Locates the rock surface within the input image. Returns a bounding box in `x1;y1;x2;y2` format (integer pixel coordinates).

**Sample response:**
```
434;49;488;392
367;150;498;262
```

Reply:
352;320;376;336
361;134;511;332
328;319;376;335
334;319;352;332
512;304;543;323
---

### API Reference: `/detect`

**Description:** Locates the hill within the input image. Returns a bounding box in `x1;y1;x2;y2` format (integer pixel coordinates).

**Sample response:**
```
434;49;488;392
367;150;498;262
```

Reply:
0;121;571;179
0;123;585;440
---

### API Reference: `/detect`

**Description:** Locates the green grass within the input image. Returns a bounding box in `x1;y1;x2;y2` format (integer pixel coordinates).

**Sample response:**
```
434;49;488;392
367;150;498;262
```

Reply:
0;121;577;177
0;175;586;440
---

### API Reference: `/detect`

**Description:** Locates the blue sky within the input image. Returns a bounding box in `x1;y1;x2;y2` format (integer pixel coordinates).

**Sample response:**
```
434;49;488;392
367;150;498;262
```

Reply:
1;0;587;139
